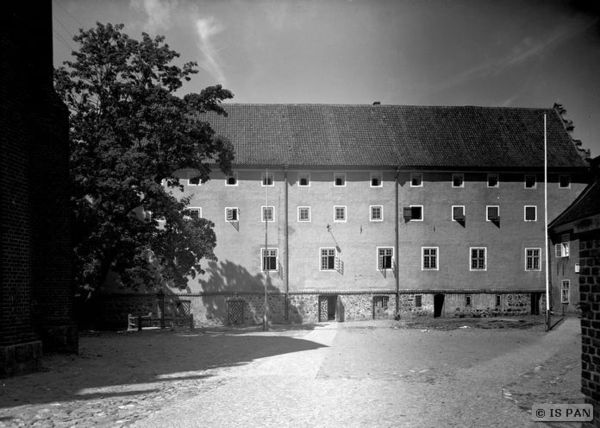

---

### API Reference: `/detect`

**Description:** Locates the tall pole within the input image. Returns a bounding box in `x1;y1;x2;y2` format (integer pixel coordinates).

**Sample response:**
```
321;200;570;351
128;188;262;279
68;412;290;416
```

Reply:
264;168;269;331
395;168;400;316
284;167;289;320
544;114;551;331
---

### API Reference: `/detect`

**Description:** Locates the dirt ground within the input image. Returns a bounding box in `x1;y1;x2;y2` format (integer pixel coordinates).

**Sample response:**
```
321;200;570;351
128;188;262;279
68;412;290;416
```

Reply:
0;315;584;427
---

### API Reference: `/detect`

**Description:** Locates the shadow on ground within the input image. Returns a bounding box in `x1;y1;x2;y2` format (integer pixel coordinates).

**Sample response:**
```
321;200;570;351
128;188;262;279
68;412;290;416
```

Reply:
0;327;326;410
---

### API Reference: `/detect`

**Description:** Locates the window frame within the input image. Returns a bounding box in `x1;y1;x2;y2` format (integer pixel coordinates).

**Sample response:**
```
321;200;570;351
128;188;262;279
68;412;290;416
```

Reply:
261;248;278;272
422;247;439;271
297;206;311;222
410;173;423;187
559;174;571;189
261;171;274;187
452;173;465;188
183;207;202;220
409;205;423;222
487;173;499;188
370;205;384;222
333;206;347;222
333;173;346;187
561;280;570;303
298;172;311;187
524;205;537;222
225;207;239;222
377;247;394;271
188;176;201;186
370;172;383;188
524;174;537;189
225;172;238;187
486;205;500;222
415;295;423;308
525;248;541;271
452;205;465;222
261;206;275;222
470;247;487;271
319;247;337;271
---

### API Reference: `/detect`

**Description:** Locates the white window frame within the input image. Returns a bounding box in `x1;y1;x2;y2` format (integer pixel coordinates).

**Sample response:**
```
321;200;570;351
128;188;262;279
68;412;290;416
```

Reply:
559;174;571;189
409;205;423;222
451;205;465;222
334;173;346;187
524;174;537;189
486;205;500;222
188;176;201;186
470;247;487;271
261;248;278;272
183;207;202;220
410;173;423;187
261;206;275;222
422;247;439;271
298;206;311;222
370;172;383;188
370;205;384;222
555;234;570;258
320;247;337;271
452;173;464;188
524;205;537;222
487;174;499;188
561;280;570;303
525;248;541;271
298;173;311;187
225;207;239;222
261;171;274;187
333;206;347;222
377;247;394;271
225;172;238;186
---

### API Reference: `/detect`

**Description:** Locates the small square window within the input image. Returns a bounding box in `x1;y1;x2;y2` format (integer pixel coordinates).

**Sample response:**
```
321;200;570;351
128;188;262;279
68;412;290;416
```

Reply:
298;173;310;187
262;171;274;186
183;207;202;219
561;280;570;303
262;248;278;271
559;175;571;188
525;174;536;189
377;247;394;270
225;207;239;221
370;205;383;221
487;174;499;188
524;206;537;221
409;205;423;221
525;248;541;271
422;247;438;270
373;295;389;309
486;206;500;222
371;173;383;187
411;173;423;187
298;206;311;222
452;173;464;188
334;173;346;187
334;206;347;222
225;173;238;186
188;176;201;186
452;206;465;222
470;247;486;271
262;206;274;222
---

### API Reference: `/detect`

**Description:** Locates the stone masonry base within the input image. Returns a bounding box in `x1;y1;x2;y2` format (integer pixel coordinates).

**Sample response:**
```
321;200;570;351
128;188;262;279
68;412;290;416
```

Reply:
0;341;43;378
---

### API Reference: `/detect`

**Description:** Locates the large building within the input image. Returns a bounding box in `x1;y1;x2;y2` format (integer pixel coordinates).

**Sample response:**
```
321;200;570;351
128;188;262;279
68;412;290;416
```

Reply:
102;103;590;327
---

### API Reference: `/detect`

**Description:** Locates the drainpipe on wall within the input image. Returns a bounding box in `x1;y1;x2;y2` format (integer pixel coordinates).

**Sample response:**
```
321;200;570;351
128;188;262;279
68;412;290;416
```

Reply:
284;166;289;320
395;167;400;316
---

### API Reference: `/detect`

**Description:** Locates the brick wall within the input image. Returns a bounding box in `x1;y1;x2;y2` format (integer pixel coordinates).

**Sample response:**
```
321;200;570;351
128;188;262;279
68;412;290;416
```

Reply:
579;229;600;428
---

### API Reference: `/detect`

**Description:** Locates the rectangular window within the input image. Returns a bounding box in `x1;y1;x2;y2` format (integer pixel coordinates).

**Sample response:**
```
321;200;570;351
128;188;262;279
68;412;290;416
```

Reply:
374;295;389;309
262;248;278;271
334;173;346;187
555;234;570;258
334;206;347;222
298;173;310;187
525;174;536;189
470;247;487;271
561;280;570;303
378;247;394;270
452;205;465;222
225;207;239;221
298;206;311;222
487;174;499;188
525;248;541;271
524;206;537;221
262;206;274;222
411;173;423;187
370;205;383;221
320;248;336;271
486;206;500;222
415;295;422;308
262;171;274;186
225;172;238;186
188;176;201;186
495;295;501;307
409;205;423;221
371;172;383;187
452;173;464;188
183;207;202;219
422;247;438;270
559;175;571;188
466;295;472;306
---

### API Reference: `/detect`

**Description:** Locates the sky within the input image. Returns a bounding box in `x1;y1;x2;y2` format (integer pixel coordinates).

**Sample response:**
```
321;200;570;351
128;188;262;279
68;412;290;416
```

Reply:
52;0;600;157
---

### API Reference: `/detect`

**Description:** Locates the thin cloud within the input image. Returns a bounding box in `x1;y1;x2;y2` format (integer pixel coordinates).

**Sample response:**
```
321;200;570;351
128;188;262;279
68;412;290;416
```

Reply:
195;16;227;85
131;0;178;34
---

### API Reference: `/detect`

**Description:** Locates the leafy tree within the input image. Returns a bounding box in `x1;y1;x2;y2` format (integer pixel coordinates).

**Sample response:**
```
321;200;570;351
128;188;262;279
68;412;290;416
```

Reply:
54;23;234;303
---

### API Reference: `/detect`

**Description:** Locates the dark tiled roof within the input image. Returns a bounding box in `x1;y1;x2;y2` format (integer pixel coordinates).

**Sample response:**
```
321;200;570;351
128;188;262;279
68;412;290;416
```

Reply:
550;173;600;228
204;104;590;169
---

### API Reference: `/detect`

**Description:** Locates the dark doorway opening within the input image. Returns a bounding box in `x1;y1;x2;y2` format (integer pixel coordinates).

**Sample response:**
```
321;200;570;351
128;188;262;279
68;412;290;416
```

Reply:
319;295;338;321
531;292;541;315
434;294;445;318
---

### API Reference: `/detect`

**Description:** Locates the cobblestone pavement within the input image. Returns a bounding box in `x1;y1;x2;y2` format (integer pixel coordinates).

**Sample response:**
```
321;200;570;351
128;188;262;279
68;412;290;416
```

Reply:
0;317;585;427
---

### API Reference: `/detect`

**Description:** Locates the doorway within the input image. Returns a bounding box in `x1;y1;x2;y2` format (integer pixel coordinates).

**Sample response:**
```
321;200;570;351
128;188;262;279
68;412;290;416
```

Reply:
319;295;338;321
531;292;541;315
434;294;445;318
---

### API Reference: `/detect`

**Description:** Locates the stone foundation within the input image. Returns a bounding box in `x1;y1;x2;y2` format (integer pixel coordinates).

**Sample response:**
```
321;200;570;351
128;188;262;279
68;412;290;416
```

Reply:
0;341;43;377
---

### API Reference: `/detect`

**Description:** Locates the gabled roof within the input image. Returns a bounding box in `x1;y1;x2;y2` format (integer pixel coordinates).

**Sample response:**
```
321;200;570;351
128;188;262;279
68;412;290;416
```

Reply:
205;103;590;169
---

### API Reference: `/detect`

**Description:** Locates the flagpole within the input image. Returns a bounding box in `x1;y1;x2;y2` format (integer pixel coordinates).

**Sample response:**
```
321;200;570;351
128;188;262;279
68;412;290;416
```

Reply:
264;168;269;331
544;114;551;331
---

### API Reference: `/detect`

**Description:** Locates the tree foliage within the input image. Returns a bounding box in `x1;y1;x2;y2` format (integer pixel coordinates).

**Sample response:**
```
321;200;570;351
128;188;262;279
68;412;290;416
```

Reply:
54;23;234;299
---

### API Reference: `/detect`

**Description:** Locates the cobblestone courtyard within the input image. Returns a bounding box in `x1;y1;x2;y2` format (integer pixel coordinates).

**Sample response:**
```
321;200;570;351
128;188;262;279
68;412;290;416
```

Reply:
0;317;585;427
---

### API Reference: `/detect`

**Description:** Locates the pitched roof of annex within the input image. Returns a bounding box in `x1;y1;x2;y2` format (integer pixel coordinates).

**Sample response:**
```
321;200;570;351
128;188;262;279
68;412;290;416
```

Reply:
205;103;590;169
